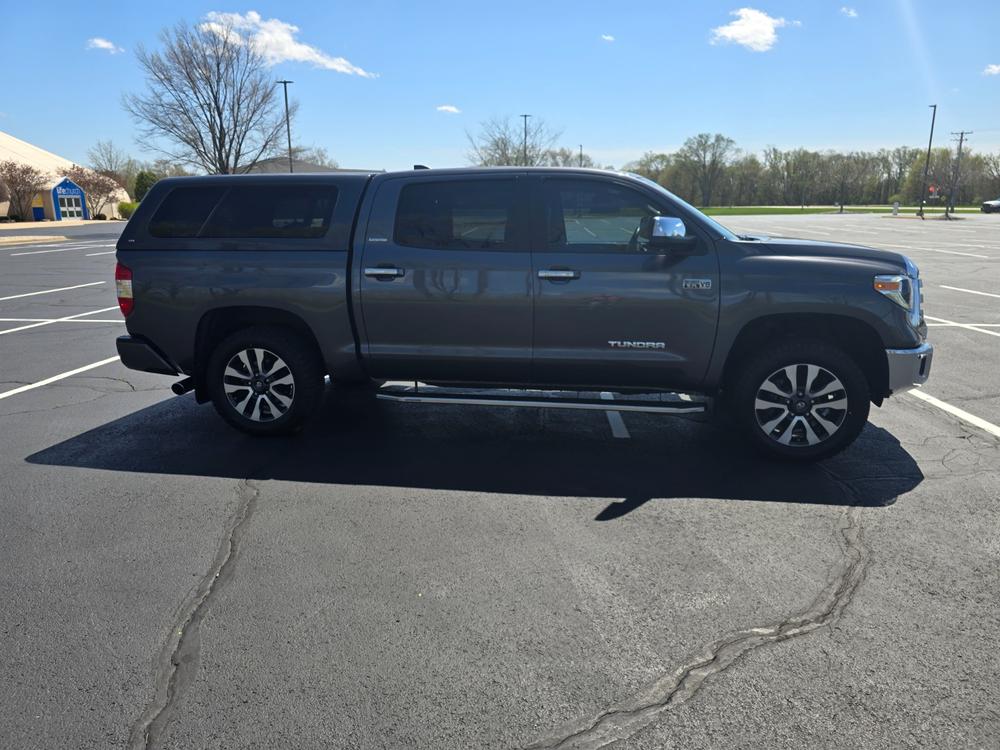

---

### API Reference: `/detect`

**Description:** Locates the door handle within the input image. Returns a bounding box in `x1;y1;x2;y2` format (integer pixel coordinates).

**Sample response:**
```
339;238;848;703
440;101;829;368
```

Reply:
538;269;580;280
364;267;405;279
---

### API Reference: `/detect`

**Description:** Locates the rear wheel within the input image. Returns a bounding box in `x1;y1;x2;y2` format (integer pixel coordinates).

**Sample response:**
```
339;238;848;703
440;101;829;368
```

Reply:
207;326;324;435
729;340;870;461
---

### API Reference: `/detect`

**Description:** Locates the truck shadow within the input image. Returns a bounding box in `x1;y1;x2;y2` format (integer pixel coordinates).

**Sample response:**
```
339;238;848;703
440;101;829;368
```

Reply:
25;388;922;515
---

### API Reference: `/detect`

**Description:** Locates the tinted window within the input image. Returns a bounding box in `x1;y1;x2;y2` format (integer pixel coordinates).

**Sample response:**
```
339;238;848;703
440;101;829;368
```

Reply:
544;179;662;252
201;185;338;239
395;180;518;250
148;187;226;238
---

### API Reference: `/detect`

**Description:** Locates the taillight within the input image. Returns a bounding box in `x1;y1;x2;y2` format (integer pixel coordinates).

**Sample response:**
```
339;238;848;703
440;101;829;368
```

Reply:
115;262;134;317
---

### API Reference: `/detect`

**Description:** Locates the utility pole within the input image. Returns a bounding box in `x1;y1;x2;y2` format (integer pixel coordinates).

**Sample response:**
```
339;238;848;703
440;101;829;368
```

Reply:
278;80;294;173
579;144;584;168
917;104;937;219
520;114;531;166
946;130;972;218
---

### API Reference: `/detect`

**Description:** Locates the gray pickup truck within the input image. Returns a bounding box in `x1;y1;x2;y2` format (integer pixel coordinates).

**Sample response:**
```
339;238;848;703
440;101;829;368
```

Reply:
114;168;931;460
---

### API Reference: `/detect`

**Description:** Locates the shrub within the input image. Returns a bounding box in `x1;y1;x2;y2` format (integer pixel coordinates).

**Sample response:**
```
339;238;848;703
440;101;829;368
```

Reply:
95;213;107;220
118;201;139;219
888;194;904;205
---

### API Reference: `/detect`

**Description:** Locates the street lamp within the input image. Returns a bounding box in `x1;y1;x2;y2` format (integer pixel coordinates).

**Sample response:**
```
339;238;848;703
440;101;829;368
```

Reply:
917;104;937;220
520;114;531;166
277;80;294;173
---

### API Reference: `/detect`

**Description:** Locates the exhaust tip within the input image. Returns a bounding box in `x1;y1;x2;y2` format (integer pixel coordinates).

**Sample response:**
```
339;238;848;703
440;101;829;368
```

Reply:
171;377;194;396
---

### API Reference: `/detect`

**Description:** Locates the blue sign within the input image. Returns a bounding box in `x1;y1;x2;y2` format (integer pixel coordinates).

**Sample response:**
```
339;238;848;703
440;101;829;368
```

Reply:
51;177;89;220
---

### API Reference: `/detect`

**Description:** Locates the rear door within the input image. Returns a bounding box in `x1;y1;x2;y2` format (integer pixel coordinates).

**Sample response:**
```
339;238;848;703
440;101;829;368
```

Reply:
357;174;533;382
529;175;720;389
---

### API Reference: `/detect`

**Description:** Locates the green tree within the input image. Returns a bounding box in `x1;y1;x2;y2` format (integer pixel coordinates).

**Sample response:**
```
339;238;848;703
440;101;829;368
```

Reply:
134;170;159;201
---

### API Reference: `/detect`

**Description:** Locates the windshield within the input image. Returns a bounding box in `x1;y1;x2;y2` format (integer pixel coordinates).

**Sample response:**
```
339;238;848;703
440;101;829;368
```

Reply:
626;173;739;241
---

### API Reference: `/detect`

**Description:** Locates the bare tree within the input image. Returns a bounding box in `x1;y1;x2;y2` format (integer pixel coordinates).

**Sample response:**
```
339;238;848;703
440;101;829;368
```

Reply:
88;140;139;193
66;165;121;218
675;133;736;206
0;161;49;221
290;145;339;168
539;147;598;168
124;20;294;174
467;117;560;166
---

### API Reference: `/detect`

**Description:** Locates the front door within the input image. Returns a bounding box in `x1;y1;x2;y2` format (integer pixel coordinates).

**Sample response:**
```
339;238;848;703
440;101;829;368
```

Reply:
358;174;533;383
529;175;720;390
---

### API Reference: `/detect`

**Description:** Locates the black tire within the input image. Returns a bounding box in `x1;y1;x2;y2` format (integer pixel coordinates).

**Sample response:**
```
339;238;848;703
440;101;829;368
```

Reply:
728;340;870;461
207;325;325;435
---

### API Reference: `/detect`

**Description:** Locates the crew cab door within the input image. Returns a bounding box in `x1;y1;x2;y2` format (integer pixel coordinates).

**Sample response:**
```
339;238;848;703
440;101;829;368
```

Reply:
529;175;720;389
357;174;533;382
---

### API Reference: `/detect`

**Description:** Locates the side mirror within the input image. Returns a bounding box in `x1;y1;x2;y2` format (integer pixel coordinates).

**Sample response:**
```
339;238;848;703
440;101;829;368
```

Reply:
640;216;698;251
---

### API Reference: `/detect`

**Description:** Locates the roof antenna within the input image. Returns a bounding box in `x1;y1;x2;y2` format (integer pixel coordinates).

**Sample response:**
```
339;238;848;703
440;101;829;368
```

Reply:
413;164;430;170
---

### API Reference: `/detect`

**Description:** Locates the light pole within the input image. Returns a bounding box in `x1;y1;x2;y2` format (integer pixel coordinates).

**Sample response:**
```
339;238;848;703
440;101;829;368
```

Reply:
520;114;531;166
278;80;294;173
917;104;937;219
579;144;584;167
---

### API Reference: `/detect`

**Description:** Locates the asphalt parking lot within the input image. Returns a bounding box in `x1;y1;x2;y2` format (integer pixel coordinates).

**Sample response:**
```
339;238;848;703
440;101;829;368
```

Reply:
1;213;998;749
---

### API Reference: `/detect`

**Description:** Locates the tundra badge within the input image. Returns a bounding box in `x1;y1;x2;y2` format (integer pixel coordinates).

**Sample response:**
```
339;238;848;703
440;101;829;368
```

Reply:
682;278;713;290
608;341;666;350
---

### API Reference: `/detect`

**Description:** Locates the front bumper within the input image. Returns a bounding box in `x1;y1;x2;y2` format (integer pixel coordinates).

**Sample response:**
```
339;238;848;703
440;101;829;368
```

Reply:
116;335;179;375
885;342;932;395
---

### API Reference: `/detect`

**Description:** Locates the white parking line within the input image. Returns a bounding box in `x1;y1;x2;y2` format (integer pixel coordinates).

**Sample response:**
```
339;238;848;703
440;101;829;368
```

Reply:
11;243;115;257
939;285;1000;300
0;306;120;335
0;317;124;324
85;251;117;256
927;323;1000;327
600;392;631;439
0;356;120;402
0;281;105;302
878;244;989;259
924;315;1000;338
908;391;1000;439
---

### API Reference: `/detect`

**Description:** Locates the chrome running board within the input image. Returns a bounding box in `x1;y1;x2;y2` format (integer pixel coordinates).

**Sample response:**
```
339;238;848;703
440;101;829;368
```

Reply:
376;383;708;415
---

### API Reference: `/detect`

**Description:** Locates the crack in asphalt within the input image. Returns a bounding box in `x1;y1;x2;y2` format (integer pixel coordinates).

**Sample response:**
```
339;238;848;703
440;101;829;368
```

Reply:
525;497;869;750
128;478;260;750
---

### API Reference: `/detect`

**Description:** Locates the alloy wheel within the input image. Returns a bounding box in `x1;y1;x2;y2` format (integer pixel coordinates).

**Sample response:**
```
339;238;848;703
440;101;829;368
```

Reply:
754;363;848;447
222;347;295;422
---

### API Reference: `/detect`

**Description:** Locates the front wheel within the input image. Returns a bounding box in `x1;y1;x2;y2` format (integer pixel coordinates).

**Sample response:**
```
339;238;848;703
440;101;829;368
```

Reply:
207;326;325;435
728;341;871;461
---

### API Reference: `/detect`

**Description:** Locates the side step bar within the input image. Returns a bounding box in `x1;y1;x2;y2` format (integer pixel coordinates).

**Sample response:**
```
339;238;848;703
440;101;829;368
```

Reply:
376;383;709;415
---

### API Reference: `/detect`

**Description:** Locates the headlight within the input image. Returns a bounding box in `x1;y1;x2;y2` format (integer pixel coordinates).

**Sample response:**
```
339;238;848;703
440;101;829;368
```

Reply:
874;275;913;309
875;256;922;327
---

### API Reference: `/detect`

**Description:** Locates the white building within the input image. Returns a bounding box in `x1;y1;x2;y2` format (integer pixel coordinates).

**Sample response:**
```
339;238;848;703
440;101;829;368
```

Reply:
0;130;130;221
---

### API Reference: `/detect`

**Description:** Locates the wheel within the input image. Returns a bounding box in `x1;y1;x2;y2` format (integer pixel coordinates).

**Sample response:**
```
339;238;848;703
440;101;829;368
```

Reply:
207;326;324;435
728;340;870;461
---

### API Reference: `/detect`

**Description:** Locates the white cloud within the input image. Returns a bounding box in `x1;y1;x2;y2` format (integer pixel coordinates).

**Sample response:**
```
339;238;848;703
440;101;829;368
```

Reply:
840;6;858;18
86;37;124;54
202;11;376;78
436;105;461;114
710;8;797;52
984;64;1000;76
601;34;615;42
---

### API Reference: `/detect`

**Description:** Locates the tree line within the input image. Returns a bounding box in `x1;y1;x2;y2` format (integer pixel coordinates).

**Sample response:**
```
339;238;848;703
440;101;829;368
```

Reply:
467;124;1000;208
623;134;1000;207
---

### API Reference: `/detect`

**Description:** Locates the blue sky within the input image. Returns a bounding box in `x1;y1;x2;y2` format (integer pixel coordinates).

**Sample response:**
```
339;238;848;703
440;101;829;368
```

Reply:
2;1;999;171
